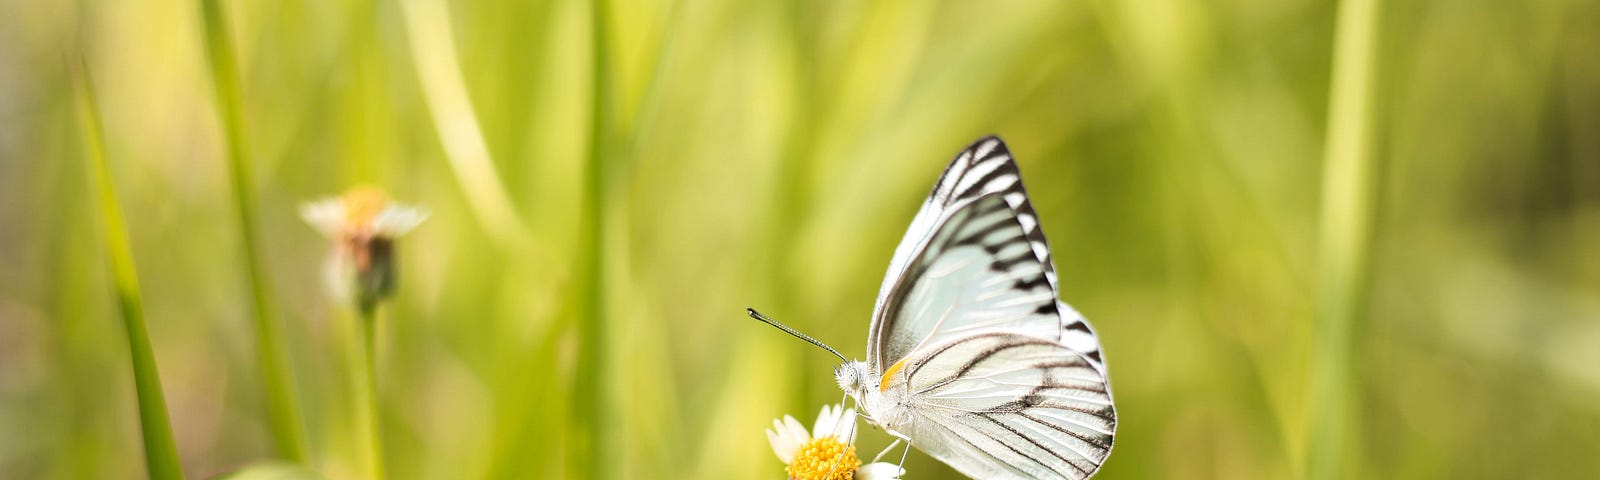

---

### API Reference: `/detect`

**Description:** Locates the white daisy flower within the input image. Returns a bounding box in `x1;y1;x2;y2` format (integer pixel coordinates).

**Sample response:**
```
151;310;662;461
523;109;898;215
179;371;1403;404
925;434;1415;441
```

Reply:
301;185;427;312
766;404;904;480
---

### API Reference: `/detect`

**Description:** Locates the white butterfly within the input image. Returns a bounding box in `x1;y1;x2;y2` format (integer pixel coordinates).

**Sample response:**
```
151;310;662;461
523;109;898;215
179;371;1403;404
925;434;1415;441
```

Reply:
753;136;1116;479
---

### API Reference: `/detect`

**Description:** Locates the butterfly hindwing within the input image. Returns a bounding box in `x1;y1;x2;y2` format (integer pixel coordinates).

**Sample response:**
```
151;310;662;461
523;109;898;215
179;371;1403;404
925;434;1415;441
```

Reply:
896;333;1115;480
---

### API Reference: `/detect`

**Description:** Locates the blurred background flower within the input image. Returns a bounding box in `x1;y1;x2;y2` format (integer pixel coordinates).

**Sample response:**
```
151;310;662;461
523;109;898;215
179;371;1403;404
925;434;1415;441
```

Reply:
0;0;1596;479
303;186;427;313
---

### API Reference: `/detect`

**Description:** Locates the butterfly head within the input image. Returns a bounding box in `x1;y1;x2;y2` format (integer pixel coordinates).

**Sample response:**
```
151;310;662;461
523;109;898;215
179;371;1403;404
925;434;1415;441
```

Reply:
834;361;873;398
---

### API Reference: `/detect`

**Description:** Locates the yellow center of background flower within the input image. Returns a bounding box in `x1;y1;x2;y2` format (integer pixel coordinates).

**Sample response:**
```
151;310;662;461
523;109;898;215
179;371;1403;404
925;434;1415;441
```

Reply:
786;435;861;480
342;185;390;229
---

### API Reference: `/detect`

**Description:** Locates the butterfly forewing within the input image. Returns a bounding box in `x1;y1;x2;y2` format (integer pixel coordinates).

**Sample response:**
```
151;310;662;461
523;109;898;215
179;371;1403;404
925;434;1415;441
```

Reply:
877;194;1063;368
868;136;1105;372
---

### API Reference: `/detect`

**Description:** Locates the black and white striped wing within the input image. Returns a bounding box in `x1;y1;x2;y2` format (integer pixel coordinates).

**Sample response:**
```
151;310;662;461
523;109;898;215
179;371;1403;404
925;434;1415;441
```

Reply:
867;136;1106;373
897;333;1116;480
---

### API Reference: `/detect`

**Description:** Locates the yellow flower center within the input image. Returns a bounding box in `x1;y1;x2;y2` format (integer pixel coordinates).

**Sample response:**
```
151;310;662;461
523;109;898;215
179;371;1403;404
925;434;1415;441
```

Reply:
786;435;861;480
342;185;390;228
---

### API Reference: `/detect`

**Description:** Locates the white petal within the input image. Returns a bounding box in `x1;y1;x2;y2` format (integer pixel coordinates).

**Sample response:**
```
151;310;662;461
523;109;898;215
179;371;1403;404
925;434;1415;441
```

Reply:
372;204;428;237
782;414;810;444
812;404;840;438
300;199;346;237
766;426;795;464
857;463;905;480
322;251;352;302
771;419;795;450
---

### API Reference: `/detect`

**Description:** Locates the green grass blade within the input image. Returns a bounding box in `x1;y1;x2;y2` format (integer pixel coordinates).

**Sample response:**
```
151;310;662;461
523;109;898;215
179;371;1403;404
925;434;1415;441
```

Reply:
573;0;615;477
196;0;309;462
73;57;187;480
397;0;534;249
1309;0;1383;477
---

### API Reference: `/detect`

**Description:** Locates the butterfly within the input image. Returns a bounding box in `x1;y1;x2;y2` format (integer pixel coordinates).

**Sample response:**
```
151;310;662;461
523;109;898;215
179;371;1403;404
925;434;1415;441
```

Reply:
752;135;1116;479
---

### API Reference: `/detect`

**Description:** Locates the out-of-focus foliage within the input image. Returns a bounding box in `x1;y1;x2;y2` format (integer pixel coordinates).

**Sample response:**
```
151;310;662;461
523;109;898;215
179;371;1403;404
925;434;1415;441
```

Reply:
1;0;1597;478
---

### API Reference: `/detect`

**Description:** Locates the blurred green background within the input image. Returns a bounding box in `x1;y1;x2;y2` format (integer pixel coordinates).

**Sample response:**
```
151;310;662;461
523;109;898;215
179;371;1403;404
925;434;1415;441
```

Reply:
2;0;1599;478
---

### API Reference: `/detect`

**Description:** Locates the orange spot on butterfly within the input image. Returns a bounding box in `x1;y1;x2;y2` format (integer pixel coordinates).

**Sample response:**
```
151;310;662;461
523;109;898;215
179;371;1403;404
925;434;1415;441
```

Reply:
880;359;908;393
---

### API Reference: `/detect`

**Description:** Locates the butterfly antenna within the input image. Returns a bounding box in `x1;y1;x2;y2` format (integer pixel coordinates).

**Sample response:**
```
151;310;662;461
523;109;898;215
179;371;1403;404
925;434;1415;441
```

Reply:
747;307;849;363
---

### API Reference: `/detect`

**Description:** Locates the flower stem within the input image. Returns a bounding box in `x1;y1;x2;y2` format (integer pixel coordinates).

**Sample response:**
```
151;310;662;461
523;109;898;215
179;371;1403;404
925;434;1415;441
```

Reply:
196;0;308;462
1309;0;1383;477
353;305;386;480
73;57;187;480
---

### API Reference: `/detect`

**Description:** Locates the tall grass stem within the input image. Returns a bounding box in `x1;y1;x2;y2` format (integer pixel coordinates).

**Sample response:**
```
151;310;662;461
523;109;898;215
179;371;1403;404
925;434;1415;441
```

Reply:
197;0;309;462
73;57;187;480
574;0;615;477
398;0;534;249
1309;0;1383;477
396;0;560;475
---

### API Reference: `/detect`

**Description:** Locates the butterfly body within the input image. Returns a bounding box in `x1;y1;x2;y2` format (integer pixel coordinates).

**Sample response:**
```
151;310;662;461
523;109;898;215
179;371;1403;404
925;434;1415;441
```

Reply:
841;136;1116;480
835;360;914;433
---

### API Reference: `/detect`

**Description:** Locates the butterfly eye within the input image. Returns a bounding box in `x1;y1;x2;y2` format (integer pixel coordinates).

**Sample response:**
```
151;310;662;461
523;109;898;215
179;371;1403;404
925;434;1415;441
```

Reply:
834;364;862;392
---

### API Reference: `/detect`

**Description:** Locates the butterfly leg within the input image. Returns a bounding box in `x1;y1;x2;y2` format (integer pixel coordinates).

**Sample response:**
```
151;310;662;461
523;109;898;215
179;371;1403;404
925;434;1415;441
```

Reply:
821;399;858;480
882;429;913;471
871;438;902;462
896;439;911;470
823;455;847;479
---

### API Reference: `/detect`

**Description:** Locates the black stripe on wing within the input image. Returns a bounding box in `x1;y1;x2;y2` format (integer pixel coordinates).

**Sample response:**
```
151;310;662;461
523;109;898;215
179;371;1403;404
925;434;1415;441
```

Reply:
927;137;1059;292
908;334;1112;407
